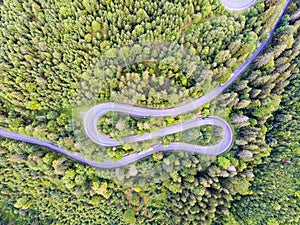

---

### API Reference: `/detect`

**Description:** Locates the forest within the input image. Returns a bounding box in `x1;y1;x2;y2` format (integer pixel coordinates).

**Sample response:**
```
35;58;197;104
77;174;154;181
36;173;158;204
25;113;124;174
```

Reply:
0;0;299;224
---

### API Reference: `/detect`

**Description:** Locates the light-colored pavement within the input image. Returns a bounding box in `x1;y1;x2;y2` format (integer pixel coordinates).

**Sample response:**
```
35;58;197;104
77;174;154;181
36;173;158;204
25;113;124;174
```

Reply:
220;0;258;12
83;86;223;147
0;0;292;169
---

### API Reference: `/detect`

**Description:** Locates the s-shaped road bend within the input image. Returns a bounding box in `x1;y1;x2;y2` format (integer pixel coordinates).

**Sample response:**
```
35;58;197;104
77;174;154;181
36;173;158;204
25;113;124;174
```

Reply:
0;0;292;169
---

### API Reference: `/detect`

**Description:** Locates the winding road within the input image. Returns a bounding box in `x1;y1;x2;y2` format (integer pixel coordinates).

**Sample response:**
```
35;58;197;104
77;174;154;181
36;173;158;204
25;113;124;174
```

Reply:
220;0;258;11
0;0;292;169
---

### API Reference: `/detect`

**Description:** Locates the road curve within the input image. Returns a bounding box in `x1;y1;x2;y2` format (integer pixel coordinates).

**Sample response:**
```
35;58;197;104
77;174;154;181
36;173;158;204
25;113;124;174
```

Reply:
83;86;223;147
0;0;292;169
220;0;258;12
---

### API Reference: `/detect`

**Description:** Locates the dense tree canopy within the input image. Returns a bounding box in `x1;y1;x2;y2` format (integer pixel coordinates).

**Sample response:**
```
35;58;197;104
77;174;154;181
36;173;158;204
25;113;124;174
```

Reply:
0;0;299;224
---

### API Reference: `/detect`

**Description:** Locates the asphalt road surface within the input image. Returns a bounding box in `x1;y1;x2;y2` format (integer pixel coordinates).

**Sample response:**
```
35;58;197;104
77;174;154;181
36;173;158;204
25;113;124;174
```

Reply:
220;0;258;11
0;0;292;169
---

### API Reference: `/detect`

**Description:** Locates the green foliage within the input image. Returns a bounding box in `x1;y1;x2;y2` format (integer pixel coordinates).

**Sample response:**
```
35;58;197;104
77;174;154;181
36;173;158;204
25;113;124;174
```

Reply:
216;156;231;170
0;0;299;225
252;94;281;118
123;209;136;224
216;53;300;225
